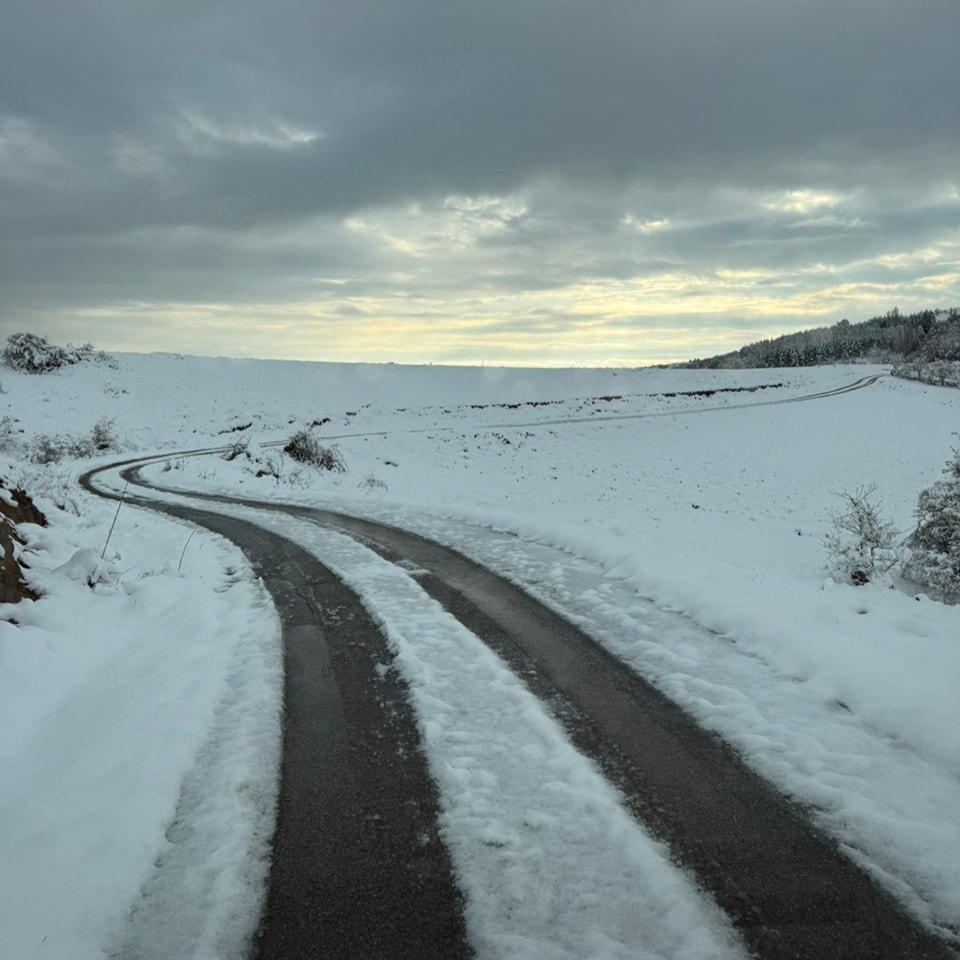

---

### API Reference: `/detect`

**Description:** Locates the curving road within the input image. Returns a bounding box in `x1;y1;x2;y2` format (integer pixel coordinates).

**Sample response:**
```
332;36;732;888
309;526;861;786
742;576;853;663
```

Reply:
79;373;957;960
80;466;473;960
263;373;887;445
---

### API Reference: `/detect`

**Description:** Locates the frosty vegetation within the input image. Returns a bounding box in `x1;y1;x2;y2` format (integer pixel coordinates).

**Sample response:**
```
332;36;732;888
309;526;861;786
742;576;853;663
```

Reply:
29;417;118;465
892;359;960;389
827;439;960;603
210;427;347;486
2;332;115;374
686;307;960;370
283;428;347;472
824;486;900;586
0;414;117;464
904;443;960;604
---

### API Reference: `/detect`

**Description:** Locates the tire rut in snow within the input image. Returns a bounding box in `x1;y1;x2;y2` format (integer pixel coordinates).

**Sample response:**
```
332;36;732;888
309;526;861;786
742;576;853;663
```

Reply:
79;470;473;960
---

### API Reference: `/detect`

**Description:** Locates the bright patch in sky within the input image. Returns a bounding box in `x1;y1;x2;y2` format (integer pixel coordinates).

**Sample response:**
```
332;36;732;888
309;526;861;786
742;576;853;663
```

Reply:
621;215;672;234
764;189;843;214
175;109;323;150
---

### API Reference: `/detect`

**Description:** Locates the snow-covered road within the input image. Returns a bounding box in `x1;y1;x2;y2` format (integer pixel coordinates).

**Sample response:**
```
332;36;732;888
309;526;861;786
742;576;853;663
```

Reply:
77;449;959;960
82;459;749;960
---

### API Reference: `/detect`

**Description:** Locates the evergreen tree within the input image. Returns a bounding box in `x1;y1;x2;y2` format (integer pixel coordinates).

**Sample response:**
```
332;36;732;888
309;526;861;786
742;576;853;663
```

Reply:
904;442;960;604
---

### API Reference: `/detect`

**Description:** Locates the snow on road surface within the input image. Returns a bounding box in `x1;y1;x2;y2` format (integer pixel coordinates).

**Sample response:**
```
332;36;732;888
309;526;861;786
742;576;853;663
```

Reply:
125;494;750;959
1;354;958;957
373;509;960;936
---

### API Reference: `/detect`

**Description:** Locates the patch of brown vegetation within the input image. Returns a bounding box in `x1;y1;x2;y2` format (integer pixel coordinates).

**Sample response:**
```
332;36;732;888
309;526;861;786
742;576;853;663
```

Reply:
0;485;47;604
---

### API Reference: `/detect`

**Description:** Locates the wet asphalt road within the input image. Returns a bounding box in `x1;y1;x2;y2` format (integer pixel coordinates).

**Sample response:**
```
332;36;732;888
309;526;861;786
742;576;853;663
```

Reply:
79;453;958;960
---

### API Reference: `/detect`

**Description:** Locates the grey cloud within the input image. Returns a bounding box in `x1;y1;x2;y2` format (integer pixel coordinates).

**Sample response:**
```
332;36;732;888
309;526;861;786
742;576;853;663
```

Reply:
6;0;960;227
0;218;381;315
2;0;958;354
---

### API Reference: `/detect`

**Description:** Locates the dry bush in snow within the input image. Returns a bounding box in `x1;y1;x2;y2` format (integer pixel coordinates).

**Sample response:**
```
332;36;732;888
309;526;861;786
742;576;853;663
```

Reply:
824;486;900;585
283;429;346;472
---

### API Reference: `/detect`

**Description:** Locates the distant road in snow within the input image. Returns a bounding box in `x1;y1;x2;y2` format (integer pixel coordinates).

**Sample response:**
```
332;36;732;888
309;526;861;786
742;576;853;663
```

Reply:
305;372;888;442
79;377;957;960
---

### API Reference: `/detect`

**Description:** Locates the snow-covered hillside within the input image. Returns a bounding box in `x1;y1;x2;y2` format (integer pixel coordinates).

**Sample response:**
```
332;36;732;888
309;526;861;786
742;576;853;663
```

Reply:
1;353;958;959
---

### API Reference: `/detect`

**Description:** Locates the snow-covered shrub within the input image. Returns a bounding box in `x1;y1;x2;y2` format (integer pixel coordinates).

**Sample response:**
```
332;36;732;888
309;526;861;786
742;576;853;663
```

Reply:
254;455;282;481
314;444;346;472
30;435;72;465
3;333;71;373
29;433;96;465
929;361;960;388
2;332;115;373
29;419;117;464
904;443;960;604
221;435;250;461
824;485;900;585
0;484;46;603
91;416;116;452
892;360;960;389
283;429;319;463
283;429;346;472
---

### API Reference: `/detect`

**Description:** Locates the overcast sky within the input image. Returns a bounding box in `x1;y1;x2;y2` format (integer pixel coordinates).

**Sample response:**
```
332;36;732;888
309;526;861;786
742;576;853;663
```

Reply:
2;0;958;365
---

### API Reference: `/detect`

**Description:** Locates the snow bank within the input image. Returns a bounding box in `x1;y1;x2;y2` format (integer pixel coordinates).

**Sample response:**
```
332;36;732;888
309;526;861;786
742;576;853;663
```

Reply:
0;473;282;960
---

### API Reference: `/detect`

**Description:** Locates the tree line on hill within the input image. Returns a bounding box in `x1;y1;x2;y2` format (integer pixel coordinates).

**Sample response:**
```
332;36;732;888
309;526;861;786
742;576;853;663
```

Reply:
683;307;960;372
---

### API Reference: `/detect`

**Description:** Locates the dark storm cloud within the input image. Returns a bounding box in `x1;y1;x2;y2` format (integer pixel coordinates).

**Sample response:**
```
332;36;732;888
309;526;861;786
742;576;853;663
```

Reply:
1;0;958;355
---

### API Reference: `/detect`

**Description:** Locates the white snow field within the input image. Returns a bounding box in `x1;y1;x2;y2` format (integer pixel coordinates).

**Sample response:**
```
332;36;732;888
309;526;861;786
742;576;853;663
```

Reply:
1;353;958;959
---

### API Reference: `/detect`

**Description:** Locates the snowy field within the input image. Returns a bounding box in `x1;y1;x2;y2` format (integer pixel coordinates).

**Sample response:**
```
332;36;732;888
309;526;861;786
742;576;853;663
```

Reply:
1;353;958;959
